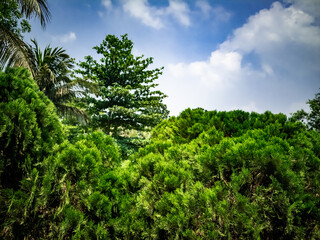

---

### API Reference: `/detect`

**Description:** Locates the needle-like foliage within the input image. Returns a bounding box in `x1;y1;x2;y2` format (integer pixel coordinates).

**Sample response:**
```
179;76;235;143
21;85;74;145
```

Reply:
77;34;169;135
1;74;319;239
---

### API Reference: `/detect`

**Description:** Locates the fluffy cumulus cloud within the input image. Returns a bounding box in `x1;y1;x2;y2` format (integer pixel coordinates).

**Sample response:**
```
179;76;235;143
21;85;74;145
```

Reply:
122;0;190;29
169;51;242;89
161;1;320;115
123;0;164;29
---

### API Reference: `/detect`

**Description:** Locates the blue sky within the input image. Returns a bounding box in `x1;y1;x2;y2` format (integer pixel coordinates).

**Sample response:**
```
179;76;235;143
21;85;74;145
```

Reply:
25;0;320;116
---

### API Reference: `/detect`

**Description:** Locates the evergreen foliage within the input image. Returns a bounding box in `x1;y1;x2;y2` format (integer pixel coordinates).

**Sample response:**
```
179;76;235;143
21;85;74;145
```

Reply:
0;68;121;238
76;34;169;135
112;108;320;239
1;68;319;239
2;1;319;238
0;68;63;238
0;67;63;189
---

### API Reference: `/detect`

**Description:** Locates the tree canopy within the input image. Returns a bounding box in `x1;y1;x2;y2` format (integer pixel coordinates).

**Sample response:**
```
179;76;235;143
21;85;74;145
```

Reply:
77;34;169;135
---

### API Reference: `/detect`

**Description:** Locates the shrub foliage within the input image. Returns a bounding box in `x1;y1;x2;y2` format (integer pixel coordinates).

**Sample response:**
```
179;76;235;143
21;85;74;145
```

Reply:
1;69;319;239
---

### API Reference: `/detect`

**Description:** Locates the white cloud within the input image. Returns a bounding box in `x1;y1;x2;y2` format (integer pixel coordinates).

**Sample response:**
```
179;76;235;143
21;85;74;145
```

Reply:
58;32;76;43
166;50;242;89
102;0;112;10
285;0;320;18
161;1;320;115
122;0;164;29
120;0;229;29
221;2;320;52
166;0;190;27
212;6;231;22
122;0;191;29
220;1;320;77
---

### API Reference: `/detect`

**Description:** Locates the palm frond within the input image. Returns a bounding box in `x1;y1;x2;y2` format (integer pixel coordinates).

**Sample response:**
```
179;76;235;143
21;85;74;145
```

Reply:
15;0;51;27
24;39;97;123
34;64;56;91
0;25;35;71
55;103;89;124
65;78;101;96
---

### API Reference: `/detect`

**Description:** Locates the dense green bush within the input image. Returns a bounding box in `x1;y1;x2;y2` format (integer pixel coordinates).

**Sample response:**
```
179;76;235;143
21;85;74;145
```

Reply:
1;69;319;238
0;68;64;189
113;108;320;239
37;131;121;239
0;68;64;238
0;69;122;239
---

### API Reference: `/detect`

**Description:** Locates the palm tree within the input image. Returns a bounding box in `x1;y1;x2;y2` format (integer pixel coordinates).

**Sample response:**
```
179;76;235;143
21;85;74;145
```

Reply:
29;39;98;122
0;0;50;70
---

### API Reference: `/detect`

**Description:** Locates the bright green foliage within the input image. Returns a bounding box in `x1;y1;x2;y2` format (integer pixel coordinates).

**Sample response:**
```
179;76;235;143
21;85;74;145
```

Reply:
152;108;291;143
307;90;320;131
0;67;63;189
0;68;122;239
0;75;122;238
1;71;319;239
0;67;63;238
37;131;121;239
113;108;320;239
76;34;169;135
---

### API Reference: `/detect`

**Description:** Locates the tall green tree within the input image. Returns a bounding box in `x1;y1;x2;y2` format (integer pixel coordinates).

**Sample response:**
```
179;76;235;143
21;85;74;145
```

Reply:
0;0;50;70
77;34;169;135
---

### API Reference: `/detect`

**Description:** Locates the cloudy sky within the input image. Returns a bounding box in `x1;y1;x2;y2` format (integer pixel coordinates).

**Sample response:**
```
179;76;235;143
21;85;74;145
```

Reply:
25;0;320;116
